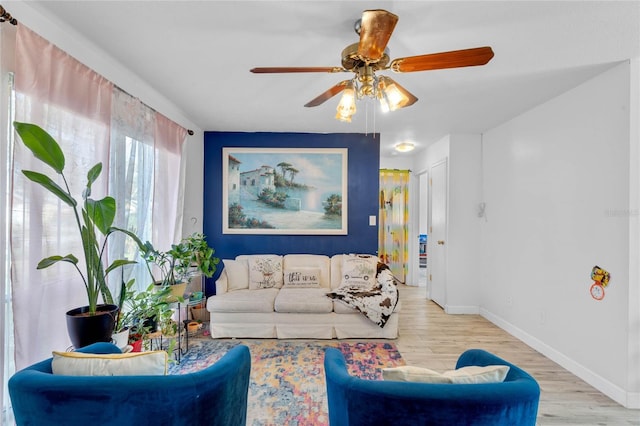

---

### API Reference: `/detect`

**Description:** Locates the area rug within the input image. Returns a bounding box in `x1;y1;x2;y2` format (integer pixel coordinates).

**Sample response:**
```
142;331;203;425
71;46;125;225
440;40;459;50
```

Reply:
169;339;405;425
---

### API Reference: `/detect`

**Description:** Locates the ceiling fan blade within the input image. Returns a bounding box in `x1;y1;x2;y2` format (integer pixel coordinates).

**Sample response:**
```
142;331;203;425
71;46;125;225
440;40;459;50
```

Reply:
250;67;344;74
304;80;350;107
389;46;494;73
357;9;398;62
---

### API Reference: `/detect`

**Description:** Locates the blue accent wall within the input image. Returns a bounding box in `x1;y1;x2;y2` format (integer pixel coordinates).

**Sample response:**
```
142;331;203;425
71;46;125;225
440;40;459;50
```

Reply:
203;132;380;294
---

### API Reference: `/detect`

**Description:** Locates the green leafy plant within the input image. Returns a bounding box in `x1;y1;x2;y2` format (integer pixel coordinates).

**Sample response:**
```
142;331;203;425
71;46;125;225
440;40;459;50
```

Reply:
115;279;136;333
125;282;173;341
124;282;179;357
140;232;220;287
13;121;144;315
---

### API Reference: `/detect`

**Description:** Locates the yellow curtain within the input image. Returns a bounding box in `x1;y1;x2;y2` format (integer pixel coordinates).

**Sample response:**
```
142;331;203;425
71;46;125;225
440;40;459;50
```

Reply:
379;169;410;283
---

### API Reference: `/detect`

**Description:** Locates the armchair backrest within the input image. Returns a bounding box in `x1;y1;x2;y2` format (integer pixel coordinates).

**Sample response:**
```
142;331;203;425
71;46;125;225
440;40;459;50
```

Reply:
9;344;251;426
324;347;540;426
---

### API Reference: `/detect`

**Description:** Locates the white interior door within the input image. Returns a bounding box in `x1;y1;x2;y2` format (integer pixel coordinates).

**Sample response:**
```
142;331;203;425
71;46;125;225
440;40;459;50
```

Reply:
429;159;448;308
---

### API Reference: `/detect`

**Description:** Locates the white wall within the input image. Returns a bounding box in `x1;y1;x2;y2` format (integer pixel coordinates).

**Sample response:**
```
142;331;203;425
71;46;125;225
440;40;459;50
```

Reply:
479;62;636;407
447;134;482;312
628;57;640;408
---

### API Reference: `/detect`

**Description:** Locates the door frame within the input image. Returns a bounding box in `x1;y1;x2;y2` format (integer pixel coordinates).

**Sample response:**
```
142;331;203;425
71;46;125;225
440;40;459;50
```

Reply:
414;169;429;290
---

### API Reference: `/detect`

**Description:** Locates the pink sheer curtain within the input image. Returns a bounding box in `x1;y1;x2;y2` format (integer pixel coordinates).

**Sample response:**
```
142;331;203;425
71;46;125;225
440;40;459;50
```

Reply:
12;26;113;368
154;113;187;251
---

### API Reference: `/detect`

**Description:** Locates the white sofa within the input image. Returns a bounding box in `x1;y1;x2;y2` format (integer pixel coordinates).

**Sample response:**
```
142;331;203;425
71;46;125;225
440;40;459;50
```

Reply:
206;254;400;339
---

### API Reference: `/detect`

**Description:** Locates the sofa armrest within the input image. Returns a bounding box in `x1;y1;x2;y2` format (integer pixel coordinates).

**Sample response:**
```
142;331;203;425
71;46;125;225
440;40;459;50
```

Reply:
456;349;540;386
215;270;229;295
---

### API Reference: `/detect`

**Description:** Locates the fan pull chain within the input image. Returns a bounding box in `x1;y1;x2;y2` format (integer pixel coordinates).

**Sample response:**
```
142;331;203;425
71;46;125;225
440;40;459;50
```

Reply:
364;101;369;136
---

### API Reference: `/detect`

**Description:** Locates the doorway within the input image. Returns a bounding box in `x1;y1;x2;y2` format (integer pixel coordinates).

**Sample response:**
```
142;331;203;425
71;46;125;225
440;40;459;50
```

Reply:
417;172;429;288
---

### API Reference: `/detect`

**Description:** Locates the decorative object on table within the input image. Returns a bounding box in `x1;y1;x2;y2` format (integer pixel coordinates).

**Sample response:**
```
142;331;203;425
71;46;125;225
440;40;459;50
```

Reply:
170;339;404;426
140;232;219;301
13;121;146;349
590;265;611;301
187;321;201;336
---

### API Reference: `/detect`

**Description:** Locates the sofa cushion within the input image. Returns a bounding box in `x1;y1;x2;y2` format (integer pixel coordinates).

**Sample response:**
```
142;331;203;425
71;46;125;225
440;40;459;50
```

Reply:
208;288;279;313
51;350;168;376
283;267;321;288
340;254;378;288
248;255;283;289
274;288;334;313
223;259;249;291
382;364;510;384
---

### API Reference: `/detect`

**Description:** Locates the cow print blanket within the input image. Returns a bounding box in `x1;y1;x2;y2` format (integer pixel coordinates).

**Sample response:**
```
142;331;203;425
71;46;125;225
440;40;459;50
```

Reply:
326;263;399;328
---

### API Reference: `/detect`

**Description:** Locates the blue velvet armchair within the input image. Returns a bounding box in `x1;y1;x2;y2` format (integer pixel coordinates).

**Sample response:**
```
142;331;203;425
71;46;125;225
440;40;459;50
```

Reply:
324;348;540;426
9;342;251;426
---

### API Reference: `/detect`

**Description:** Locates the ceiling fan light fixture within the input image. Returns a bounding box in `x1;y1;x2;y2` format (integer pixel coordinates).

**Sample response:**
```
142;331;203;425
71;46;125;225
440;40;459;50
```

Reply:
395;141;415;153
335;80;357;122
378;76;417;111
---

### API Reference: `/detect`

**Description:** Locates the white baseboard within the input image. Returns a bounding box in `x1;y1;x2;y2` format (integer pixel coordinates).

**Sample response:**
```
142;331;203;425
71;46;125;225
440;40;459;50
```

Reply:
480;308;636;409
445;305;480;314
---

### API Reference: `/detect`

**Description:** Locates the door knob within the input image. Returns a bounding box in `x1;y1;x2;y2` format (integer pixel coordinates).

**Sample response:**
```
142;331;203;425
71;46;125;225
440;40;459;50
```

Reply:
437;240;445;245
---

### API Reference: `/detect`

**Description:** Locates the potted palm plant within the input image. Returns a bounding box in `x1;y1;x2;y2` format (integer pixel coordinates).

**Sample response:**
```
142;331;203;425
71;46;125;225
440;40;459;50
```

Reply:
14;121;145;348
140;232;220;301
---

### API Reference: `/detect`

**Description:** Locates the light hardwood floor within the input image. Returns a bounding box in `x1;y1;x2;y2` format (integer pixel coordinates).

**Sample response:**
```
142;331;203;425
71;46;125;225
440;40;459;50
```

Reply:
395;284;639;425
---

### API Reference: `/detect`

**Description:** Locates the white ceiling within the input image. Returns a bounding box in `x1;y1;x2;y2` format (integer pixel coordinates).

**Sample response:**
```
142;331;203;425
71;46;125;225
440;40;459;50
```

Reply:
17;1;640;156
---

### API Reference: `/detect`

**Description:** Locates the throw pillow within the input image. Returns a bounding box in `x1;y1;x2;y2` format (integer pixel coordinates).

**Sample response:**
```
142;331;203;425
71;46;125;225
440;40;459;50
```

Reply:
223;259;249;291
382;364;510;384
51;350;168;376
444;365;510;384
341;254;377;288
248;255;283;289
382;366;451;384
283;267;321;288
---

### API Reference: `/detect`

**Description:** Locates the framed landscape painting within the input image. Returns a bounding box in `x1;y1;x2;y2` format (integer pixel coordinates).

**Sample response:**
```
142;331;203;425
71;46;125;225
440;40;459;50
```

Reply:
222;147;348;235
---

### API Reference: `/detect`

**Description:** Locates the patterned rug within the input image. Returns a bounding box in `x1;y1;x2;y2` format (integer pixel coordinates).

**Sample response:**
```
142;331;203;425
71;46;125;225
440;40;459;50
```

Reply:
169;339;405;425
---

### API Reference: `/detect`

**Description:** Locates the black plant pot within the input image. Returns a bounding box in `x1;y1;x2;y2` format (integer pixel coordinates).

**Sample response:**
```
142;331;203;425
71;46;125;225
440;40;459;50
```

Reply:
66;304;119;349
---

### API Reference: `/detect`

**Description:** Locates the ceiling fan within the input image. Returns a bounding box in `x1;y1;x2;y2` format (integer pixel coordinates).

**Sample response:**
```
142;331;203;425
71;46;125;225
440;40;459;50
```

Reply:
250;9;494;122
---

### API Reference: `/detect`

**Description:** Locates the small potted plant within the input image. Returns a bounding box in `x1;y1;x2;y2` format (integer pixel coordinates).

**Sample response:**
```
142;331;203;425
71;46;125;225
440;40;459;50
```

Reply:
140;232;220;301
124;283;175;350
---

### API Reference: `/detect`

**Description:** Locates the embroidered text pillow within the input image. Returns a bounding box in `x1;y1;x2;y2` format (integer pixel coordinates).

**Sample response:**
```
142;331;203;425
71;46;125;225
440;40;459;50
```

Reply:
283;267;321;288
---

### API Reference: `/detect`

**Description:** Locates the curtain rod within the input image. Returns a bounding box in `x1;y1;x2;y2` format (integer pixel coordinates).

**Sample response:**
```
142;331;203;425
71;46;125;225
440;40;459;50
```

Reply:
114;85;194;136
0;4;17;25
380;168;412;173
